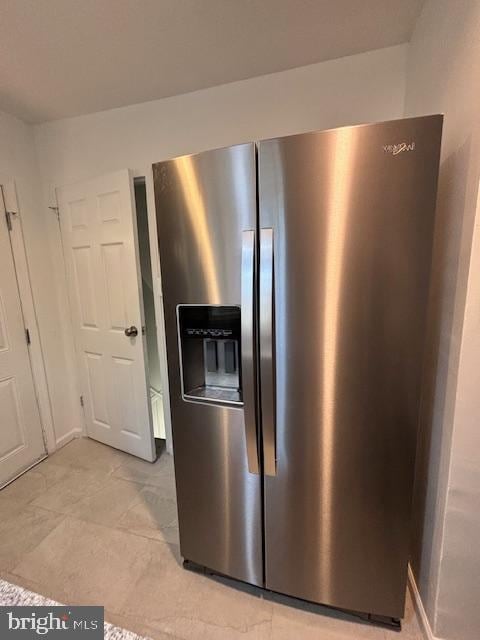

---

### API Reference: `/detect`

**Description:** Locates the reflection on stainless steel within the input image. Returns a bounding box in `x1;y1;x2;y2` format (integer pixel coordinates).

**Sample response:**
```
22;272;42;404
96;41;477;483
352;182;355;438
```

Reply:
319;129;357;600
153;144;262;585
241;230;259;474
259;228;276;477
259;116;442;618
154;116;443;621
173;155;220;302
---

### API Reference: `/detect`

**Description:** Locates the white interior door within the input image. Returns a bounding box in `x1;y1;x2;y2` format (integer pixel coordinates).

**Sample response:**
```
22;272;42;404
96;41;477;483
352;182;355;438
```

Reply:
57;170;155;461
0;202;46;487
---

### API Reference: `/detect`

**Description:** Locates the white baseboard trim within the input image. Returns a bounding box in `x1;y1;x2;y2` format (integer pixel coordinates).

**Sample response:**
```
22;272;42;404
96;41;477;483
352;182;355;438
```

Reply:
55;428;82;451
408;564;437;640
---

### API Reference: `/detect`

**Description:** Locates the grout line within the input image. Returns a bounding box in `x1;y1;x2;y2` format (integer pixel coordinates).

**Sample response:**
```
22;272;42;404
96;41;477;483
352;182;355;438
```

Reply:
26;503;68;516
56;512;181;551
7;515;67;577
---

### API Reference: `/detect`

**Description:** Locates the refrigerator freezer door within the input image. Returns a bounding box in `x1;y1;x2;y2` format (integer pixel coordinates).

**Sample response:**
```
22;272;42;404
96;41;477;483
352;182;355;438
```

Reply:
153;143;263;585
259;116;442;618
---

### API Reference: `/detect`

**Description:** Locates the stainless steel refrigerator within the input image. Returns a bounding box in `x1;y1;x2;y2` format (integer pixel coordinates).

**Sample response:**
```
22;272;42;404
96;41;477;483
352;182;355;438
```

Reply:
153;115;442;624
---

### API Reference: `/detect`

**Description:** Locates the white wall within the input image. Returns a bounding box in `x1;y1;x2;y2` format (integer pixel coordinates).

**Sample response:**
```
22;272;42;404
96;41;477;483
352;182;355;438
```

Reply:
32;43;408;445
34;44;407;186
0;109;77;448
405;2;480;640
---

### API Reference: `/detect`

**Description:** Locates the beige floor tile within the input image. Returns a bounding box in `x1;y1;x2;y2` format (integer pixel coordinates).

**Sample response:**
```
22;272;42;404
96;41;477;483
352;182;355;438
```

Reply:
269;593;390;640
0;504;64;572
113;452;176;494
0;462;70;505
11;517;155;613
118;546;273;640
59;477;145;528
117;486;179;545
30;466;111;513
0;495;21;518
48;437;130;473
105;611;182;640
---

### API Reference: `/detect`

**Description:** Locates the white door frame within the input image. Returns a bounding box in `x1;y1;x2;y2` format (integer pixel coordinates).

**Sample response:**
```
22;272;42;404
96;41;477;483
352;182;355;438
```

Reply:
142;168;173;454
0;178;56;454
51;167;173;455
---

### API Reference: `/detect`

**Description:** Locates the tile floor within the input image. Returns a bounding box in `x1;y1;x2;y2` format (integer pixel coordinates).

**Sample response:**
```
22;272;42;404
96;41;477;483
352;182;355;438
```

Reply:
0;438;423;640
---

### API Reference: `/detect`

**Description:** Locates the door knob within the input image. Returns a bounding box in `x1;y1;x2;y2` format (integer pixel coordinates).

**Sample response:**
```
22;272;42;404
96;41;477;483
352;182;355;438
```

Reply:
124;326;138;337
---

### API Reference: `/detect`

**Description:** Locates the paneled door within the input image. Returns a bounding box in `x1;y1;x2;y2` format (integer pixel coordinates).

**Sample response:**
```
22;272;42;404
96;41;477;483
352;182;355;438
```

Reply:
0;195;45;487
57;170;155;461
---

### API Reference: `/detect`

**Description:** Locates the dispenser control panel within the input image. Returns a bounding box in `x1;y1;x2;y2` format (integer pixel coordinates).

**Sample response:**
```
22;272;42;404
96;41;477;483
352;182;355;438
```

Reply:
185;328;233;338
177;305;242;406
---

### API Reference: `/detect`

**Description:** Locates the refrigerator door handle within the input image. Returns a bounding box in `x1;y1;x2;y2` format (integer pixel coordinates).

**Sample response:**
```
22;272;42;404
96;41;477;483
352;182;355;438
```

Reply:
241;230;259;474
260;228;276;477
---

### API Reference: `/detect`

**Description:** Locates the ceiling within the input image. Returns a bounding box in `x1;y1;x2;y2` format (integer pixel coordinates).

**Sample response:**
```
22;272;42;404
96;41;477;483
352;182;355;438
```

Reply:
0;0;424;124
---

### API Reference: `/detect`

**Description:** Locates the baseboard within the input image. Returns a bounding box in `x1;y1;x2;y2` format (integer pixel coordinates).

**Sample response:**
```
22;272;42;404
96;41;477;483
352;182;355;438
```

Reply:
408;564;437;640
55;428;82;451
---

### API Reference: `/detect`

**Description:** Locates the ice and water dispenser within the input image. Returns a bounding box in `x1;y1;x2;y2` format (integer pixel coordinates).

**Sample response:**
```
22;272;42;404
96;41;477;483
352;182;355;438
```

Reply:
177;306;242;405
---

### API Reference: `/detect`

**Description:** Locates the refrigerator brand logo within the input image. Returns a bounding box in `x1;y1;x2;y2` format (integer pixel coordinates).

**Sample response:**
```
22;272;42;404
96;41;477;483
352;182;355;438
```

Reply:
383;141;416;155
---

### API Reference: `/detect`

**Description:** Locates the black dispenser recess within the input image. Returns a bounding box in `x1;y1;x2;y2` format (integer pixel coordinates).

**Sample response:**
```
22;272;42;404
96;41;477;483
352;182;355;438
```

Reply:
177;305;242;405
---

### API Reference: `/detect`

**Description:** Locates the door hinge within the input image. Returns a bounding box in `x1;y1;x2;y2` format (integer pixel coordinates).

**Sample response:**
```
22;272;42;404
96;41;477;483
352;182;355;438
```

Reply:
5;210;12;231
25;328;31;345
80;395;84;407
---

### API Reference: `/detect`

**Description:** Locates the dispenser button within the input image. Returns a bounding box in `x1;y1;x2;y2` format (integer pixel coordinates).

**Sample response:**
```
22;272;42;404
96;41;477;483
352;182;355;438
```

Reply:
224;340;236;374
205;340;218;372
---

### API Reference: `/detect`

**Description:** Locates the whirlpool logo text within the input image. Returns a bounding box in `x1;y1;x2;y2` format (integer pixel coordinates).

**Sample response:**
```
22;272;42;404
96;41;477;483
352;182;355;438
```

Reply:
383;141;416;155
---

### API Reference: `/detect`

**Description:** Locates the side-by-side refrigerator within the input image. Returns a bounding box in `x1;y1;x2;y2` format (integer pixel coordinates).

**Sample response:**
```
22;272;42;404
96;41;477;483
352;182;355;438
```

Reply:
153;115;442;623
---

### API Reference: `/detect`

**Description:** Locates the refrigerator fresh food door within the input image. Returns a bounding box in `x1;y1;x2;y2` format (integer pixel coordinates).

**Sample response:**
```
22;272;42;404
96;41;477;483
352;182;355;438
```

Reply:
153;143;263;585
258;116;442;618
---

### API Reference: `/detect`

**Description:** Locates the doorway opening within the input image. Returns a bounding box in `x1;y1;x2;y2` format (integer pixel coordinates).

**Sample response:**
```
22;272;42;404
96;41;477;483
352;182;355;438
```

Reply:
134;178;165;452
